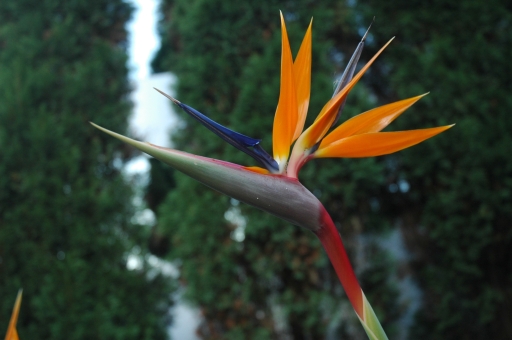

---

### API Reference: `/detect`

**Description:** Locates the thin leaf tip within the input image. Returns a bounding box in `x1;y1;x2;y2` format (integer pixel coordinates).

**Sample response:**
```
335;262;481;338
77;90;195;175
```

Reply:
362;17;375;42
154;88;180;104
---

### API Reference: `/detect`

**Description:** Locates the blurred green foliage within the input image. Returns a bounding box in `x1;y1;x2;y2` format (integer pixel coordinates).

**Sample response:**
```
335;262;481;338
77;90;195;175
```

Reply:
355;1;512;339
152;1;401;339
0;1;172;339
151;0;512;339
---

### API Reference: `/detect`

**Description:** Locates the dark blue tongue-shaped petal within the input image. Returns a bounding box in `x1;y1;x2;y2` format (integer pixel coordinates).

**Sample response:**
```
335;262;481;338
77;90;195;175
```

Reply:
155;88;279;172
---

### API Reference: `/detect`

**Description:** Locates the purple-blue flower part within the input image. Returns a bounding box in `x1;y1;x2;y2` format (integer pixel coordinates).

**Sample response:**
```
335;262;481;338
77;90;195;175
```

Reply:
155;89;279;172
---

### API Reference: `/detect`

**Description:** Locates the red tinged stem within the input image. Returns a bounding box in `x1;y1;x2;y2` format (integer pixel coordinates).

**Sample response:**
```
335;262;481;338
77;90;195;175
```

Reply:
315;206;364;318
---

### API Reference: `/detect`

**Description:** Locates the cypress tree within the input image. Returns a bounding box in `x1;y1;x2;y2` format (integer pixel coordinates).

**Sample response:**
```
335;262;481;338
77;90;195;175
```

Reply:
355;1;512;339
0;1;172;338
153;1;402;338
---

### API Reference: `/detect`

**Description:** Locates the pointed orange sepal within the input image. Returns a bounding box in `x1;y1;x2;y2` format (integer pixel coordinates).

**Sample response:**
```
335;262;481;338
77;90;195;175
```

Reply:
315;125;454;158
243;166;270;175
4;290;22;340
292;18;313;141
296;38;395;150
321;93;428;146
272;12;298;170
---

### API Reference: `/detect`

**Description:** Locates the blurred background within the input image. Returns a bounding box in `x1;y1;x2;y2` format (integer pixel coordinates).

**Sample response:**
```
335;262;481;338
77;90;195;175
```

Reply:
1;0;511;339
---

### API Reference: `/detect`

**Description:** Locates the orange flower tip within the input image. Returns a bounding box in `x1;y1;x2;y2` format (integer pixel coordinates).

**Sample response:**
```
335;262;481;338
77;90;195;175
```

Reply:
411;92;429;101
154;87;180;105
243;166;270;175
5;289;23;340
434;124;455;135
13;289;22;313
315;124;454;159
430;124;454;133
272;11;298;168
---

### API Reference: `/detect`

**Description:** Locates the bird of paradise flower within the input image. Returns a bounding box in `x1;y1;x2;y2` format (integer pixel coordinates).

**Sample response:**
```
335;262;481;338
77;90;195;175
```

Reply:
92;13;452;339
4;290;22;340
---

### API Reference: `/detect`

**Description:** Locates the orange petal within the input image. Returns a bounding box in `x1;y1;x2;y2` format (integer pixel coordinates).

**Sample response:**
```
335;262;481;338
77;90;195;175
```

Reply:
272;12;298;169
243;166;270;175
291;18;313;141
8;330;18;340
321;93;428;147
5;290;22;340
297;37;395;149
315;125;454;158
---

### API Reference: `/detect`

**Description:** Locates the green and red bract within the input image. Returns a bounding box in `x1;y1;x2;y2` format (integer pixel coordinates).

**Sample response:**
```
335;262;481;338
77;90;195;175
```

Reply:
89;125;323;230
92;12;452;340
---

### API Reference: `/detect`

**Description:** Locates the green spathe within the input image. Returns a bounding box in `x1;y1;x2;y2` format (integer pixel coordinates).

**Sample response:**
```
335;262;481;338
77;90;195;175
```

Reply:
91;123;323;231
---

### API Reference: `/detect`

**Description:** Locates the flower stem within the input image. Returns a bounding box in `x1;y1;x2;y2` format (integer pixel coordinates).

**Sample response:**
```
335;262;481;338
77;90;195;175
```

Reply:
315;206;388;340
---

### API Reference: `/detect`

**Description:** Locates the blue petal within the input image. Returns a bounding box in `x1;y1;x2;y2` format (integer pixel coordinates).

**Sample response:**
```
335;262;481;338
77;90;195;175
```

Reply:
155;89;279;172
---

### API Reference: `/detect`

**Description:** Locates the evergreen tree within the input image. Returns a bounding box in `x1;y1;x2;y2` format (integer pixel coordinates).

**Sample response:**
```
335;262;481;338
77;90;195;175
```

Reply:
153;1;402;338
355;1;512;339
0;1;172;338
